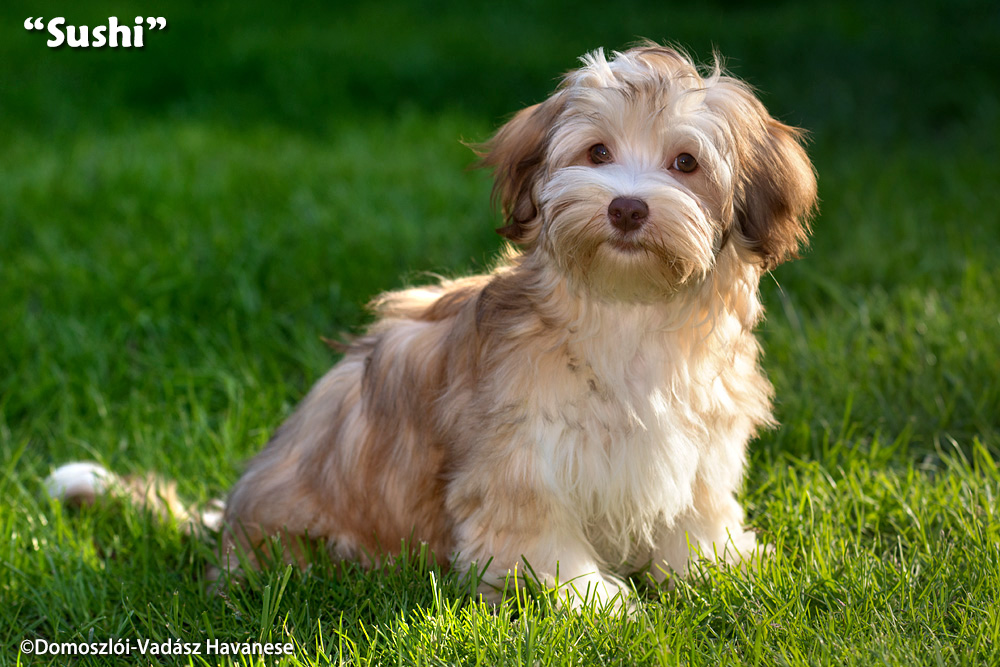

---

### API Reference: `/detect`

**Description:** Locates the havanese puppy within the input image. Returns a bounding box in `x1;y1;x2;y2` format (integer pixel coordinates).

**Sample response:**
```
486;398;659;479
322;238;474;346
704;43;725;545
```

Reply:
49;44;816;609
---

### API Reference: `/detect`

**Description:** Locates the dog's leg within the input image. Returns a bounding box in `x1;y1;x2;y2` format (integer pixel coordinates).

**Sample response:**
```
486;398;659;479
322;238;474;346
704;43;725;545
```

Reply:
451;506;629;610
649;479;764;583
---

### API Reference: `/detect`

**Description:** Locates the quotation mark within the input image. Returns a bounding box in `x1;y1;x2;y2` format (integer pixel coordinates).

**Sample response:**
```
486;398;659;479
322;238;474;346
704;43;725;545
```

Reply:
143;17;167;30
23;17;45;30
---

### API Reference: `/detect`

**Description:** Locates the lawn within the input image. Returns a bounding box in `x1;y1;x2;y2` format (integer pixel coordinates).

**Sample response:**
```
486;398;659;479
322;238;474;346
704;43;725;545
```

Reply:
1;0;998;665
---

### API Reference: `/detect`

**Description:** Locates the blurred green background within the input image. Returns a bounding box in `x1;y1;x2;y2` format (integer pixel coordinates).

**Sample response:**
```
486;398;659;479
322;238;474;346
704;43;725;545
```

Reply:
1;0;998;483
3;0;998;139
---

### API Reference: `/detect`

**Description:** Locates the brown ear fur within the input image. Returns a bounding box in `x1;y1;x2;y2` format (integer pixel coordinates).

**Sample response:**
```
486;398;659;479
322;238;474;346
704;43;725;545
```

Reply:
735;119;818;271
477;95;565;247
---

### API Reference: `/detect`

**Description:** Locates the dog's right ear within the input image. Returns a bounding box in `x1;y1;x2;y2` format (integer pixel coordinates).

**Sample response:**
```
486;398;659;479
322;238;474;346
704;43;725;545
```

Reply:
476;95;565;248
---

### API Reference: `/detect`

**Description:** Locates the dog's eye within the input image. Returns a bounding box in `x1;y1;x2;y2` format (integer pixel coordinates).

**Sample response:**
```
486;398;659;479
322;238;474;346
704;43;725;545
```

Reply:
672;153;698;173
588;144;612;165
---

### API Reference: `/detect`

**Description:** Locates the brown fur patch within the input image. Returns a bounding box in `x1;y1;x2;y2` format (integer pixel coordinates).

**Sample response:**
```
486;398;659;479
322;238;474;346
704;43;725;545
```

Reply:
734;119;817;270
476;97;567;247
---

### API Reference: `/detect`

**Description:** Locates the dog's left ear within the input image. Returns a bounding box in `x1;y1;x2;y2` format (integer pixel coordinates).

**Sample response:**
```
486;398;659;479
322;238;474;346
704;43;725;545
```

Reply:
477;95;566;248
734;118;818;271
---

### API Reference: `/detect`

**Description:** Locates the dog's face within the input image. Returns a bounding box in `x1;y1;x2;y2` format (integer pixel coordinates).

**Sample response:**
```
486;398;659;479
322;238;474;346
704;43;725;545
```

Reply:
482;45;817;301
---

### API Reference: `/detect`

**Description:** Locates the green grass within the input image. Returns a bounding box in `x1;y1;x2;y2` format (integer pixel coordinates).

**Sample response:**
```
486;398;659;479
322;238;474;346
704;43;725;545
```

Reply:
2;0;999;665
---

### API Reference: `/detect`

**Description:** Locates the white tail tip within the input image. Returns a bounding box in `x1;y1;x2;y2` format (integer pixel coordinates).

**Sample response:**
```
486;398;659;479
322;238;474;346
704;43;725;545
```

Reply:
45;462;117;505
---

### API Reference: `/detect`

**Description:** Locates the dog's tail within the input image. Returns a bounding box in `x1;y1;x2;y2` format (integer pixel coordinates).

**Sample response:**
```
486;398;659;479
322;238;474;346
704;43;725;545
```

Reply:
45;462;224;533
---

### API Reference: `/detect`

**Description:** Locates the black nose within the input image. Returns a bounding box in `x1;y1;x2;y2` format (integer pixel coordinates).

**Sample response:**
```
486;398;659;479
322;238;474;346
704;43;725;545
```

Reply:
607;197;649;233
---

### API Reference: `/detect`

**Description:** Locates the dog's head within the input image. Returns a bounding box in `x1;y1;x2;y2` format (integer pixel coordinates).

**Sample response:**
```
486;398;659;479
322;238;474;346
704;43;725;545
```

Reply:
480;45;817;301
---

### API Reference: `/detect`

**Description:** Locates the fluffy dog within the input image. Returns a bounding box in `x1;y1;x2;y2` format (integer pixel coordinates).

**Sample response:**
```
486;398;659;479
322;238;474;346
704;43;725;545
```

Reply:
52;44;816;608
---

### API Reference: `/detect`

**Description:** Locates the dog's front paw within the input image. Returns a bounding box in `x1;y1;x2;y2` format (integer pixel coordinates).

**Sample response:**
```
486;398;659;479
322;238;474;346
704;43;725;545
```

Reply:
471;558;632;613
721;528;762;561
650;525;773;585
555;571;633;613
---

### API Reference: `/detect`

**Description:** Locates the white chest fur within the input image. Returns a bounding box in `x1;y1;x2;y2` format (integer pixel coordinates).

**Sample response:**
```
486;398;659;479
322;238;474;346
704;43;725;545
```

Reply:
523;299;766;563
